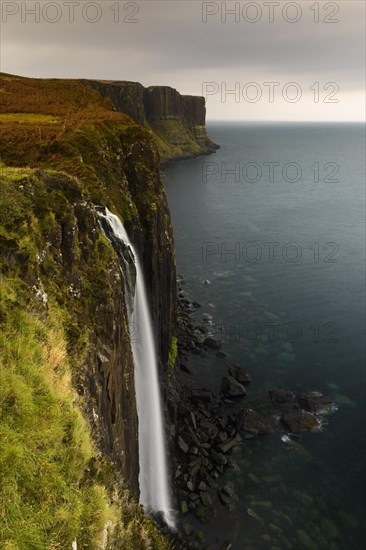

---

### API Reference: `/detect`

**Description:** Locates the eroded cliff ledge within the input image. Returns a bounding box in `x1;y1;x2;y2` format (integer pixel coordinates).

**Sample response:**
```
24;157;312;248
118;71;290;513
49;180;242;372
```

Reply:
85;80;219;162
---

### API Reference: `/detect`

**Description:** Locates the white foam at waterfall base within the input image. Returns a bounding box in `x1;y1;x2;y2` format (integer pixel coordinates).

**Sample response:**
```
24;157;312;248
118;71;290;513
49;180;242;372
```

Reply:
98;209;175;530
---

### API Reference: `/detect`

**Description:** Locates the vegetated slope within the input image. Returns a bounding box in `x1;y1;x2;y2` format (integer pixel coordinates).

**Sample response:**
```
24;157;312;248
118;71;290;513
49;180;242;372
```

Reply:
0;73;175;549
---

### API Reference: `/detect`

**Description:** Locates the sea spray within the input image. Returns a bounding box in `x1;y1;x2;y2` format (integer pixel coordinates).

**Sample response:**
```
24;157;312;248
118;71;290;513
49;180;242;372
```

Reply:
97;208;175;529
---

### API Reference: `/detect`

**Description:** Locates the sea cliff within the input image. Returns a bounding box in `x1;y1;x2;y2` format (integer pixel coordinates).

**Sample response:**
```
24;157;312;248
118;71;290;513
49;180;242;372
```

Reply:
0;72;215;548
85;79;219;162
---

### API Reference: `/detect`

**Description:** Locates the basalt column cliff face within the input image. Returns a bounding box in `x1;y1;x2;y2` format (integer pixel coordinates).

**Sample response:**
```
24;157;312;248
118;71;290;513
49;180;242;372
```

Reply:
0;73;187;548
86;80;219;162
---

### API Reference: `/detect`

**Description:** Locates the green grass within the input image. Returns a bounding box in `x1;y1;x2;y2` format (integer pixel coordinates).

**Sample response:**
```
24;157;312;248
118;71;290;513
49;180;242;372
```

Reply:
168;336;178;368
147;119;203;160
0;280;112;549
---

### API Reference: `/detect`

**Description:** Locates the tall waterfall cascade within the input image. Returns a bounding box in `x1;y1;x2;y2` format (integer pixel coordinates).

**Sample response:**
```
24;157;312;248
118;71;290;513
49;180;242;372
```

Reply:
97;208;175;529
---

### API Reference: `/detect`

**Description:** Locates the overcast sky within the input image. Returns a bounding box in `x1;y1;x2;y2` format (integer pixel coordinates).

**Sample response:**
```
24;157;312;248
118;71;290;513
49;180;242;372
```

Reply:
1;0;365;121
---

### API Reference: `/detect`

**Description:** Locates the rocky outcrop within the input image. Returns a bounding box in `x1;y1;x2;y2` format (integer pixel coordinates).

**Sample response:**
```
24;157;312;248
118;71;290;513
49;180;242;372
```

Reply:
85;80;146;126
85;80;218;162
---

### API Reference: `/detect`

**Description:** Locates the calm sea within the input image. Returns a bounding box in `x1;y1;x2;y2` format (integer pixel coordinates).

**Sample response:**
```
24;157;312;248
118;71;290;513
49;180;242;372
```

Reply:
164;122;365;549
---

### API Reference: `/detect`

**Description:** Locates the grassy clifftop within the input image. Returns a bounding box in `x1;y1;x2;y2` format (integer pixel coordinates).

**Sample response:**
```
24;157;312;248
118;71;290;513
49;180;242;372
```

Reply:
1;74;148;210
0;74;174;548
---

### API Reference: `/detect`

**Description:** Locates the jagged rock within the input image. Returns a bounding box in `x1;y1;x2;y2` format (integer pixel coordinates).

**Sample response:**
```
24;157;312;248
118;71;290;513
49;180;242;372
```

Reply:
218;484;235;505
216;431;228;444
221;375;247;397
269;388;295;405
200;408;212;419
204;337;222;349
191;389;212;402
180;501;188;514
200;491;212;506
222;484;235;498
195;506;206;520
189;462;201;477
193;330;206;345
297;392;335;414
282;411;320;433
216;437;237;454
178;435;189;453
218;490;230;505
190;412;197;430
187;480;195;492
200;419;217;433
240;408;276;435
211;450;228;466
180;362;194;375
218;417;228;430
228;364;252;384
181;522;194;536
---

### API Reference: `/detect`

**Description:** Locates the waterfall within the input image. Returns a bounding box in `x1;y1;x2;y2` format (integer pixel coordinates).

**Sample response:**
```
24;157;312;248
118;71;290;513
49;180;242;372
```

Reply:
97;208;175;530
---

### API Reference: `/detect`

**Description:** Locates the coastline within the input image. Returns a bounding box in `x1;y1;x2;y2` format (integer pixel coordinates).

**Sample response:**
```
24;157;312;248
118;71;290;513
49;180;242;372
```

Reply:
160;142;220;168
164;275;338;548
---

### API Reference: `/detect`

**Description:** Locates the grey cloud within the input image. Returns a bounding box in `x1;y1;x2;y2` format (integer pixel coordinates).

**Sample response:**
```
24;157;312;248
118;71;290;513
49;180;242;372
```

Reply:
1;0;364;119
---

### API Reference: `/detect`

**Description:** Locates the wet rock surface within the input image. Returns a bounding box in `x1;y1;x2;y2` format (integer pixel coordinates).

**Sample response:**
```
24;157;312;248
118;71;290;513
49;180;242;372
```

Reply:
228;363;252;385
167;284;338;548
282;411;321;433
221;375;247;397
297;391;335;414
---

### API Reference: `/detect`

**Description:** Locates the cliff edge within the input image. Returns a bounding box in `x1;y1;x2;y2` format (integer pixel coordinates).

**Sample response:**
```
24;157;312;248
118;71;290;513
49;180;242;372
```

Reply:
85;79;219;162
0;73;179;549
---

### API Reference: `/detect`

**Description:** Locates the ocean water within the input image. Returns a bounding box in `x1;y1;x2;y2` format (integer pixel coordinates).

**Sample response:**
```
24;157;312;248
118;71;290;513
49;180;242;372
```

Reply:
164;122;365;549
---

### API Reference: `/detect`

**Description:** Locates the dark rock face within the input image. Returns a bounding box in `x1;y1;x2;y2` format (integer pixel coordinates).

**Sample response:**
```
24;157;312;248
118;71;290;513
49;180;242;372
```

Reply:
144;86;186;119
85;80;219;161
204;337;222;349
141;86;205;125
282;412;320;433
31;199;140;495
297;392;334;414
228;364;252;385
240;408;275;436
84;80;146;126
221;375;247;397
269;388;295;406
116;132;177;375
3;134;177;500
74;150;177;495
